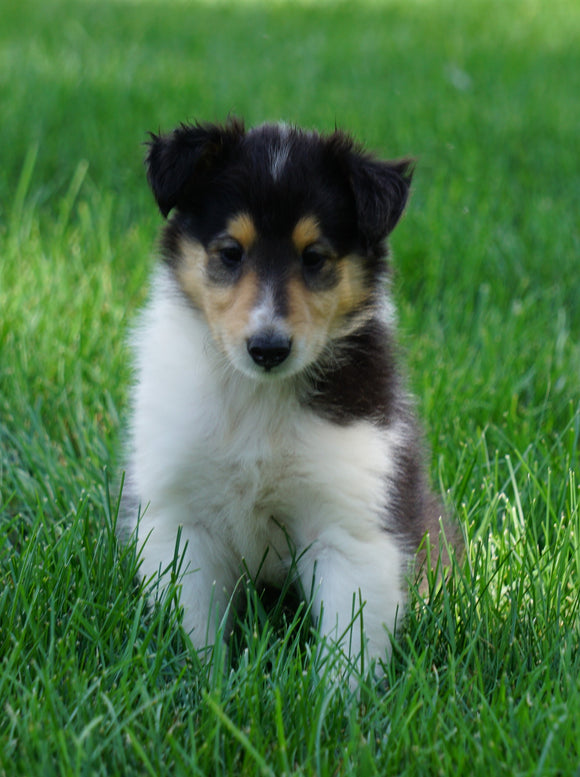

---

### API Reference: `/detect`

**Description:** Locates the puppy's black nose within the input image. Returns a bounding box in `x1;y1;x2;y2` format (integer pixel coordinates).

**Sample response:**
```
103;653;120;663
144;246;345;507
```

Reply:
247;332;292;370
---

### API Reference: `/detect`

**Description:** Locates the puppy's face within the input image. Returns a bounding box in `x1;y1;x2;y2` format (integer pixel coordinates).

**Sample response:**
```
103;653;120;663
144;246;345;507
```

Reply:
146;121;412;379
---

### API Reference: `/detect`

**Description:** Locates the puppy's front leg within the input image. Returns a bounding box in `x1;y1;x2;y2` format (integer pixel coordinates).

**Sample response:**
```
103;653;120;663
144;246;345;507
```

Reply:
138;519;238;651
298;528;407;675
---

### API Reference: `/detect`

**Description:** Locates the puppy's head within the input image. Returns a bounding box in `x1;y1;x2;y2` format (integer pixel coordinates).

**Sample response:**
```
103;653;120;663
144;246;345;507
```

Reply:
146;119;412;379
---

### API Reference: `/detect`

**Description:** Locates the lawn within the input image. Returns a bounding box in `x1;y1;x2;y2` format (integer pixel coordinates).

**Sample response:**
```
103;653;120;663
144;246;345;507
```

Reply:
1;0;579;774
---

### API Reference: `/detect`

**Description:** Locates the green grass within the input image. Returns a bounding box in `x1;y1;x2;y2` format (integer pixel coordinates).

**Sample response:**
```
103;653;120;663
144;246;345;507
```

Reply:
1;0;579;774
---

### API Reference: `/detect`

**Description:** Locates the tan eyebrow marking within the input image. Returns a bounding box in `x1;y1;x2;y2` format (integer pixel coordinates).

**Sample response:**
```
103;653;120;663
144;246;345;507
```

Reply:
292;215;321;252
227;212;257;250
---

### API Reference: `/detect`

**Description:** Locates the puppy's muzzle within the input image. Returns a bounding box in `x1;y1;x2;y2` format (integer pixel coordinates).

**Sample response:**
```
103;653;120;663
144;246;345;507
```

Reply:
247;331;292;371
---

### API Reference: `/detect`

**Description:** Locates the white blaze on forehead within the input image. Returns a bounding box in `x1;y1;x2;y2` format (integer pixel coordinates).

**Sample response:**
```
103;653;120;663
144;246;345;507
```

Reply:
268;125;292;181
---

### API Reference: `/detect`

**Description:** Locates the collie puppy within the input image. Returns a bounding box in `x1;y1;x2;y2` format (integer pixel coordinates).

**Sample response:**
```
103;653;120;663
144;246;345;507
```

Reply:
121;118;446;671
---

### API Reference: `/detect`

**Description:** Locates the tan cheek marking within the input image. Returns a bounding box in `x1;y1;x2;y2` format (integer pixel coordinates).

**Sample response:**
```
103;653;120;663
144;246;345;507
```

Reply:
204;270;259;346
292;215;321;252
227;213;257;250
286;258;371;344
331;258;370;327
174;236;260;352
175;237;208;309
287;277;335;337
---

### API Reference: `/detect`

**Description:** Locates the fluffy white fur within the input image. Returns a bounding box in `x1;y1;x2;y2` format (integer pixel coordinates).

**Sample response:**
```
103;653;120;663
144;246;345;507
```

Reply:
125;265;411;668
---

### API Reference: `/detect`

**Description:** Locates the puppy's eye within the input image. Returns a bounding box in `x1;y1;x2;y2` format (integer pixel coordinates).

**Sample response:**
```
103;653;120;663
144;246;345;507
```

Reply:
218;241;244;269
302;244;329;273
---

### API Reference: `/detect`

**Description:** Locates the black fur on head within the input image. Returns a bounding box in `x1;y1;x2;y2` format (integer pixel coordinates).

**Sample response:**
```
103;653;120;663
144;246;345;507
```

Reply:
146;117;246;218
145;118;413;254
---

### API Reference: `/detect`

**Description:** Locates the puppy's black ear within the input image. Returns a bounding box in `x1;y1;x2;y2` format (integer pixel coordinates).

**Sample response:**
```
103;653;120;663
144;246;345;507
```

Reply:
145;118;245;217
349;156;414;246
329;133;413;248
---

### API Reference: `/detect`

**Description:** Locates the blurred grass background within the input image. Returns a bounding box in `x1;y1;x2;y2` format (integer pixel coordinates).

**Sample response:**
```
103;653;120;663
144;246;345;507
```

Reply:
1;0;579;774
